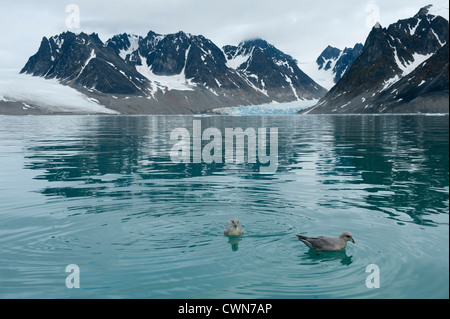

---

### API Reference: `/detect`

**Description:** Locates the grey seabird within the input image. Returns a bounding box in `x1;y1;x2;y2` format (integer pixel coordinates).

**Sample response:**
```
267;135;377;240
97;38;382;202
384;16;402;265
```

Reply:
224;219;244;236
296;232;355;251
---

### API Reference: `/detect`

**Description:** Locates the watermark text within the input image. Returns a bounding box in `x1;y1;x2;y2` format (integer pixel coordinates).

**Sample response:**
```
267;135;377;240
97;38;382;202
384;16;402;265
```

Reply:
170;120;279;174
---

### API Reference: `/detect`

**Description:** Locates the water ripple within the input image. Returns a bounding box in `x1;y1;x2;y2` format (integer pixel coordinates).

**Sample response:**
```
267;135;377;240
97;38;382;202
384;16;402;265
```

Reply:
0;115;448;298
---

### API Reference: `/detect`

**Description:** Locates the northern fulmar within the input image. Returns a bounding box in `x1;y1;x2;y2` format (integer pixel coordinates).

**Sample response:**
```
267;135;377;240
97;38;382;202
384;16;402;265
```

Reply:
297;232;355;251
224;219;244;236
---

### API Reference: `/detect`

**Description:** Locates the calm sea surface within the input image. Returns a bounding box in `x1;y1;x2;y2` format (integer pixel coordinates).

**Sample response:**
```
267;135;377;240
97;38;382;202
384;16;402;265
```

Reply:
0;114;448;299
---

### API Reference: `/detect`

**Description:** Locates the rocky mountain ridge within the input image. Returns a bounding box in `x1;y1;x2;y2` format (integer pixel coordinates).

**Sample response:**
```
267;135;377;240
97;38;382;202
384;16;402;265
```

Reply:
20;30;326;114
303;5;449;114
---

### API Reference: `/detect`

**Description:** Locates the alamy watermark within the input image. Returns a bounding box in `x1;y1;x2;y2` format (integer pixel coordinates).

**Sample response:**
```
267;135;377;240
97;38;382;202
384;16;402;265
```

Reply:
65;4;81;29
170;120;279;174
64;263;380;291
365;2;381;29
65;264;80;289
365;264;380;289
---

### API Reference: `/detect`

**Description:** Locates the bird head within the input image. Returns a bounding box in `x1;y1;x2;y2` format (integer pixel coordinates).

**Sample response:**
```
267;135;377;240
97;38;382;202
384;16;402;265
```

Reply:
230;218;240;228
341;232;355;244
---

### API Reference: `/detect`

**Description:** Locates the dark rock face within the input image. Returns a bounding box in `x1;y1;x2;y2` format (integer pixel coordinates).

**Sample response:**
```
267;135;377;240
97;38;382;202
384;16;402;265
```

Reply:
317;45;342;71
223;39;327;101
368;42;449;113
333;44;364;83
303;5;449;114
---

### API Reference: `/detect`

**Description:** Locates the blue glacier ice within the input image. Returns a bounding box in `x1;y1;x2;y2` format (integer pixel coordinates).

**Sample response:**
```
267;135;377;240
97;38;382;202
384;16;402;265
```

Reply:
218;100;318;115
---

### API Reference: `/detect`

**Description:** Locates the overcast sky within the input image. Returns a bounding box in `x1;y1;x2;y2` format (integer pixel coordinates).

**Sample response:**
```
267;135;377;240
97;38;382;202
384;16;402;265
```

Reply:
0;0;448;69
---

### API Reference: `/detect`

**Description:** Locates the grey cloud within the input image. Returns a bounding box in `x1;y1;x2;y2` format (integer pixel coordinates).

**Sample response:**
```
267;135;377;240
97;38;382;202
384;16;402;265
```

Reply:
1;0;448;68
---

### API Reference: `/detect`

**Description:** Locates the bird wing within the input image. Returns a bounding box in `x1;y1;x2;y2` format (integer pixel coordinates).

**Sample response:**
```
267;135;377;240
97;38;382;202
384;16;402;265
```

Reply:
296;235;318;249
297;235;341;251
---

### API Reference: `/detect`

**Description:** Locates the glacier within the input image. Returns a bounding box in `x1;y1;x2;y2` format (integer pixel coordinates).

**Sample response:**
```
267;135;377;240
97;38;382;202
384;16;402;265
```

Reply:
0;69;118;114
213;100;318;115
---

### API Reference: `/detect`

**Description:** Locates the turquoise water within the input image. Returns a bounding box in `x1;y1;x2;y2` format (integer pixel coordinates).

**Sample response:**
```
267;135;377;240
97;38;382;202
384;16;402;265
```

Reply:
0;114;448;299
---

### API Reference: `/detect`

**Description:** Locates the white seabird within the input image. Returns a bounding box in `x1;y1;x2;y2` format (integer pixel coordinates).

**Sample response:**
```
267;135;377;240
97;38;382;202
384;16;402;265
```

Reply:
224;219;244;236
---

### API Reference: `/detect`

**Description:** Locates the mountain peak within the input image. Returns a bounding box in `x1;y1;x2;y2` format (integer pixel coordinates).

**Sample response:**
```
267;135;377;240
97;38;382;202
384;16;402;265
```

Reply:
312;43;363;87
317;45;341;65
416;4;434;17
240;38;271;48
145;30;161;38
173;30;191;39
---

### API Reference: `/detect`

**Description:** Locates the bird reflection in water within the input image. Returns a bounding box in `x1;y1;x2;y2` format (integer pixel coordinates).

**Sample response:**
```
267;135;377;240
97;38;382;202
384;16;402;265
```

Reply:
226;236;242;252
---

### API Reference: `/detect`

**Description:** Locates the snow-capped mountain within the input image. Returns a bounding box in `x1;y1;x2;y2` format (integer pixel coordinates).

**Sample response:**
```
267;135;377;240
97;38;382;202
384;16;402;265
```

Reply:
106;31;262;99
21;32;149;95
317;44;364;85
299;44;363;90
20;31;326;114
223;39;327;101
303;5;449;114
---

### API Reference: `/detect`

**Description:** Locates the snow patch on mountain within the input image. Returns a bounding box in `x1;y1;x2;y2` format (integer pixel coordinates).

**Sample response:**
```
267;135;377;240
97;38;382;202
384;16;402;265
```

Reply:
77;49;96;79
225;53;251;70
284;75;300;100
382;52;434;91
398;52;433;77
299;61;336;90
135;49;196;93
409;19;421;35
119;34;140;60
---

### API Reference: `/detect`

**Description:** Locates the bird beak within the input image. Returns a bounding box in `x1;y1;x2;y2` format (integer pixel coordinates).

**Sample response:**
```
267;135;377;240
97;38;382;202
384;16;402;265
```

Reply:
352;239;355;244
